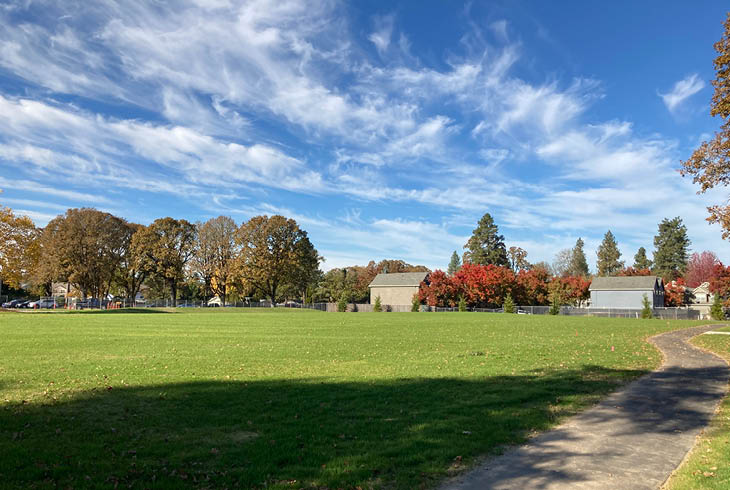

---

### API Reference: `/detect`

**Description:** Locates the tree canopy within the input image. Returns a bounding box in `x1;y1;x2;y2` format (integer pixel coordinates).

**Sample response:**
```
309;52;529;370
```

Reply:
447;250;461;275
652;217;690;281
633;247;652;270
463;213;508;266
568;238;589;277
235;215;320;303
681;13;730;237
0;206;39;290
596;230;624;276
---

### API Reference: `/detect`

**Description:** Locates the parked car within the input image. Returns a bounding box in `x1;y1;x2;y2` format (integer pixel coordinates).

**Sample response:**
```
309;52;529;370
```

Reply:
17;300;31;308
38;299;57;308
2;299;24;308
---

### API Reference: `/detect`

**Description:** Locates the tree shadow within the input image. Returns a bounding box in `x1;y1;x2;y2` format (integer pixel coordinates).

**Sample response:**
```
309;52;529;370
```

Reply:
2;365;721;489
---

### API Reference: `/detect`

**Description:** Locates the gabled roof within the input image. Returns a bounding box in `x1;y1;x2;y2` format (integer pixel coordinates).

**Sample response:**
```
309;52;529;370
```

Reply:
693;282;711;294
369;272;429;288
589;276;663;291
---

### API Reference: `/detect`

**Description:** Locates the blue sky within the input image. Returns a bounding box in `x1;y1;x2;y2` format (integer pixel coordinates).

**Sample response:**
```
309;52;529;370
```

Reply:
0;0;728;271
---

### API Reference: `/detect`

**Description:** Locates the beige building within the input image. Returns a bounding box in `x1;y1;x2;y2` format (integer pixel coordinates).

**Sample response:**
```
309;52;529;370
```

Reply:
368;272;429;305
691;282;714;319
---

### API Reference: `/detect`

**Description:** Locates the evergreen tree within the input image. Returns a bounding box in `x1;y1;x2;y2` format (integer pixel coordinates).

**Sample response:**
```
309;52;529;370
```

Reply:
411;294;420;312
458;296;467;312
633;247;653;270
596;230;624;276
463;213;509;266
641;294;653;319
568;238;589;276
652;217;691;280
337;292;348;312
711;293;725;320
447;250;461;275
502;293;515;313
373;295;382;312
548;292;560;315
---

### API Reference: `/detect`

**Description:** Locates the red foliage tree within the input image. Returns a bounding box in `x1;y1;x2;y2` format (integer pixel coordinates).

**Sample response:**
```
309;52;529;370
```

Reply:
616;267;652;276
664;278;688;307
685;251;720;288
515;268;551;305
710;263;730;306
550;276;591;306
418;270;458;307
453;263;515;308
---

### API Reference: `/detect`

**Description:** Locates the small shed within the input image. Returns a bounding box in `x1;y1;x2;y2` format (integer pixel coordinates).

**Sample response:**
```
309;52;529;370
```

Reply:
368;272;429;305
589;276;665;309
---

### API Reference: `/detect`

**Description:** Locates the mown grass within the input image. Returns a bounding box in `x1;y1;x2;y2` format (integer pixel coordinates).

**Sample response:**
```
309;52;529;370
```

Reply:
665;331;730;489
0;309;711;489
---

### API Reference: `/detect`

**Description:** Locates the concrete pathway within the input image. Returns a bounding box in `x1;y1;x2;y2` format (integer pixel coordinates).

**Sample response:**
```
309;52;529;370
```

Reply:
440;325;730;490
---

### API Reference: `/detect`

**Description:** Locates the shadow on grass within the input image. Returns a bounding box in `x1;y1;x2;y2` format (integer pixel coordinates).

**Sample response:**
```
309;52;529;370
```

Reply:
3;365;721;489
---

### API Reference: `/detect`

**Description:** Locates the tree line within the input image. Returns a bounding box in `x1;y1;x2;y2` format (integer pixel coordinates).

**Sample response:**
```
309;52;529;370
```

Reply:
1;207;319;305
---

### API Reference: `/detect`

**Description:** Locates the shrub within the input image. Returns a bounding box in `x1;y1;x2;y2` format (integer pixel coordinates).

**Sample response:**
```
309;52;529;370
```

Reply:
458;296;467;312
373;295;382;312
337;293;348;312
548;292;560;315
502;293;515;313
640;294;653;319
411;294;420;312
711;293;725;320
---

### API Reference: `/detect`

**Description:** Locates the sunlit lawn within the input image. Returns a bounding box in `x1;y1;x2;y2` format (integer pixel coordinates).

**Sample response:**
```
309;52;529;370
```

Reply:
665;328;730;490
0;309;711;489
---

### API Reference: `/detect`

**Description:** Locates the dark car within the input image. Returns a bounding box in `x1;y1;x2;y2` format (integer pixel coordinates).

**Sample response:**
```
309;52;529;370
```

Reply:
2;299;24;308
17;300;31;308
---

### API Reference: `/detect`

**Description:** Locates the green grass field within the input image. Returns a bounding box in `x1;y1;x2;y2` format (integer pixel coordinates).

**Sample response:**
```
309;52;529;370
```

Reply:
665;330;730;490
0;309;713;489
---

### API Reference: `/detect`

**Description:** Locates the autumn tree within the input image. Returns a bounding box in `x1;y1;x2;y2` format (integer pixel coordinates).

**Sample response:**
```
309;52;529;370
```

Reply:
463;213;508;266
192;216;238;305
685;251;720;287
507;246;529;272
41;208;128;299
515;267;550;305
418;270;458;307
235;215;320;303
652;217;690;281
0;206;40;292
132;217;197;303
710;263;730;306
616;267;652;277
664;278;688;307
453;263;515;308
568;238;589;276
633;247;652;270
596;230;624;276
681;14;730;237
115;222;149;303
447;251;461;275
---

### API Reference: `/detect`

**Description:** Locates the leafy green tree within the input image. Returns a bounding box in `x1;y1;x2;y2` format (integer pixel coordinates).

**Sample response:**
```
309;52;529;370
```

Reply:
337;292;348;312
502;292;515;313
712;293;725;320
633;247;653;270
463;213;508;266
411;293;420;312
235;215;320;303
681;14;730;237
373;295;382;312
596;230;624;276
641;294;653;319
458;295;467;312
568;238;589;276
652;217;691;280
447;251;461;275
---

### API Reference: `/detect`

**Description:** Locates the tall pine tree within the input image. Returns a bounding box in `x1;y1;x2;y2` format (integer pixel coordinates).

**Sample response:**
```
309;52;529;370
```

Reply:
652;217;691;280
568;238;589;276
633;247;652;270
463;213;508;266
447;251;461;275
596;230;624;276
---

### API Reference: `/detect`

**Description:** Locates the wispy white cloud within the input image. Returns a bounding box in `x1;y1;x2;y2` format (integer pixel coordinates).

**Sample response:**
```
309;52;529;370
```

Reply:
659;74;705;113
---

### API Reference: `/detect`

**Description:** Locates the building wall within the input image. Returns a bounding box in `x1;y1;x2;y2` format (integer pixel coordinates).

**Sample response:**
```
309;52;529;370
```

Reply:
590;289;660;309
370;286;419;305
